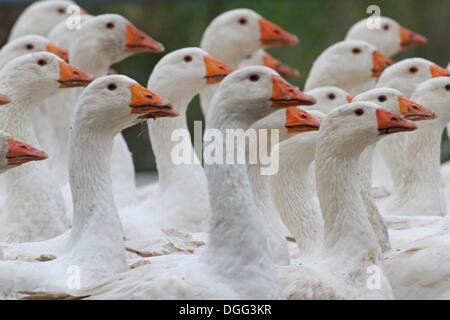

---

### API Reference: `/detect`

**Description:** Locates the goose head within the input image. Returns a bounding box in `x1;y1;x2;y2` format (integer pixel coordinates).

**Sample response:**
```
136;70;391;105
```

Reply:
346;16;427;57
0;35;68;69
305;86;352;114
321;102;417;151
410;77;450;123
9;0;84;40
72;14;164;68
0;131;47;173
210;66;315;124
354;87;435;121
239;49;300;78
306;40;393;92
201;9;298;66
150;48;233;99
377;58;450;97
0;52;93;100
74;75;176;133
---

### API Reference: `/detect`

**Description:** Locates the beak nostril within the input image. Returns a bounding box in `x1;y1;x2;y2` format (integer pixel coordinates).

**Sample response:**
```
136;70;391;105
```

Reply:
274;29;281;35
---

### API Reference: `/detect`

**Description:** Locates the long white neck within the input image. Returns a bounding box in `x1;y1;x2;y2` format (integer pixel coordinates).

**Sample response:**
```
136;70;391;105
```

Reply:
315;136;382;269
146;78;206;192
203;106;281;298
67;123;127;272
387;120;446;216
271;136;323;259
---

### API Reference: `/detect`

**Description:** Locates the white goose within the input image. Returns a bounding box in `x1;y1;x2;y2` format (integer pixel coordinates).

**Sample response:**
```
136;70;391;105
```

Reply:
200;8;298;114
42;14;164;208
383;78;450;299
121;48;233;239
72;67;308;300
238;49;300;78
247;87;348;264
375;59;450;212
0;52;93;242
278;102;417;299
0;131;48;175
346;16;427;57
304;40;393;96
8;0;83;41
0;75;176;298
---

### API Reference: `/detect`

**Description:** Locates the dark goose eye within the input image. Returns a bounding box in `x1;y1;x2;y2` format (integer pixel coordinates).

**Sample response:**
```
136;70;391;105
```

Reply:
25;44;34;50
184;55;192;62
378;95;387;102
107;83;117;91
37;59;47;66
57;7;65;14
238;18;247;25
328;93;336;100
446;84;450;91
383;24;390;30
249;74;259;82
355;108;364;116
409;66;419;74
106;22;115;29
352;47;362;54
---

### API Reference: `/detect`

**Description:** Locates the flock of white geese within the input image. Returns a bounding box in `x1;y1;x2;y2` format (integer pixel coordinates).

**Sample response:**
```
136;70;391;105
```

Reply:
0;0;449;300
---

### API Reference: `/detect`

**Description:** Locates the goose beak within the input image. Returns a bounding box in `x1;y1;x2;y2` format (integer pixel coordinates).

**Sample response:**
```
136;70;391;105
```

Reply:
285;107;320;133
429;64;450;77
398;96;436;121
46;43;69;62
262;52;300;78
203;55;233;84
271;76;316;107
129;83;178;119
372;51;394;78
400;27;428;50
58;61;94;88
259;18;299;47
125;23;165;53
6;137;47;165
346;95;353;103
377;108;417;135
0;94;11;105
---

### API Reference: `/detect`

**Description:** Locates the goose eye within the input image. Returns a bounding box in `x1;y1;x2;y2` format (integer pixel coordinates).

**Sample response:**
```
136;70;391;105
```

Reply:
355;108;364;116
383;24;390;30
245;55;252;59
409;66;419;74
446;84;450;91
378;95;387;102
37;59;47;66
57;7;65;14
328;93;336;100
106;22;115;29
249;74;259;82
107;83;117;91
25;44;34;50
184;55;192;62
238;18;247;25
352;48;362;54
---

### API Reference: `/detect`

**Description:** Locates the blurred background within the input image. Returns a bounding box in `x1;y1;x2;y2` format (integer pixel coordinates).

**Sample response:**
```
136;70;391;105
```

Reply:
1;0;449;173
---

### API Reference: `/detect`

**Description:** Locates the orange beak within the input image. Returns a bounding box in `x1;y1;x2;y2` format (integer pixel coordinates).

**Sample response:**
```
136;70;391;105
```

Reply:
372;51;394;78
259;18;299;47
346;95;353;103
6;137;47;166
285;107;320;133
58;61;94;88
0;94;10;105
429;64;450;78
271;76;316;107
262;52;300;78
204;55;234;84
400;26;428;50
377;108;417;135
129;83;178;119
125;23;164;53
398;96;436;121
46;43;69;62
